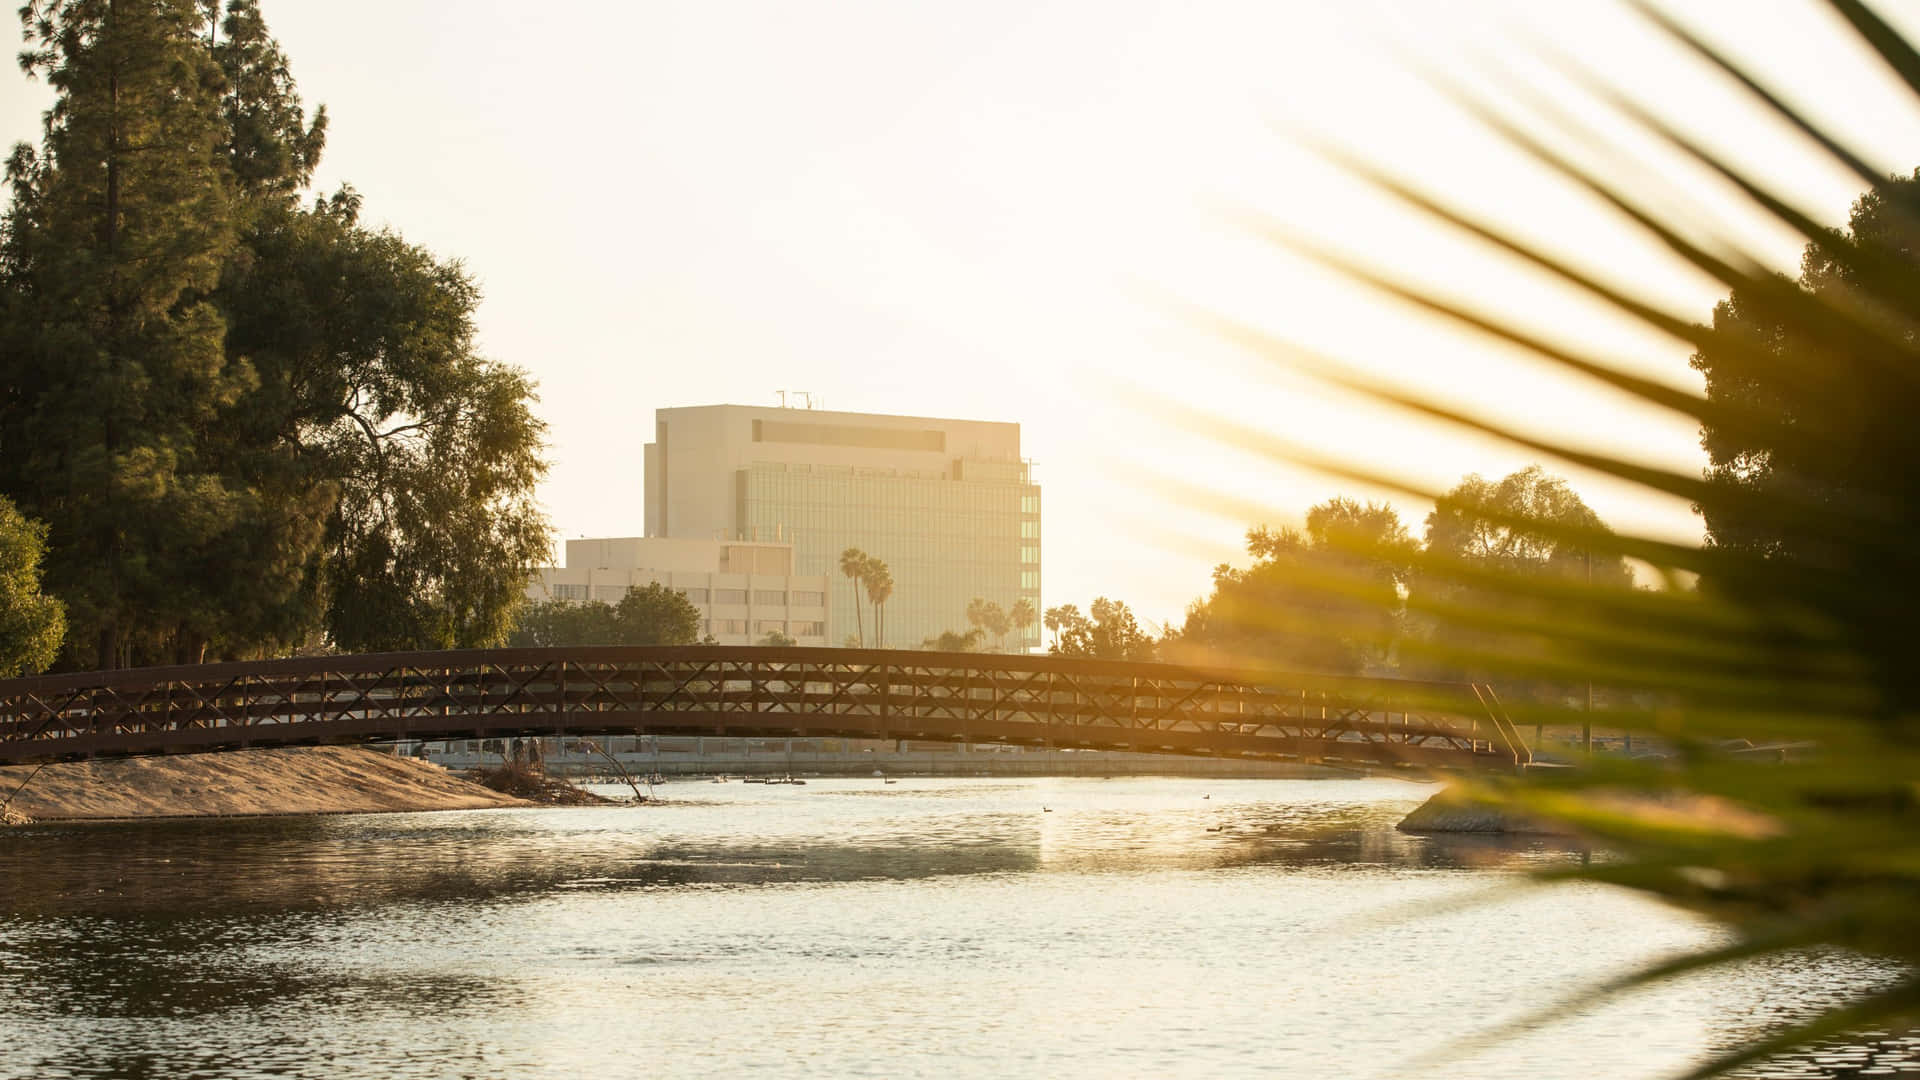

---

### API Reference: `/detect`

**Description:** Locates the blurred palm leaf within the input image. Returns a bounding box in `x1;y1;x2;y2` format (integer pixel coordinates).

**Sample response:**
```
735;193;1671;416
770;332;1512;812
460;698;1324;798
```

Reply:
1178;1;1920;1074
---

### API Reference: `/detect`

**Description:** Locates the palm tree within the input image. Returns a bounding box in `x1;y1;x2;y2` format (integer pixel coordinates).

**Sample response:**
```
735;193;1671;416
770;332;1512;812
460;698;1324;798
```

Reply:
1170;3;1920;1071
965;597;988;633
1043;604;1078;650
838;547;867;647
982;602;1010;651
864;559;893;648
1009;598;1036;653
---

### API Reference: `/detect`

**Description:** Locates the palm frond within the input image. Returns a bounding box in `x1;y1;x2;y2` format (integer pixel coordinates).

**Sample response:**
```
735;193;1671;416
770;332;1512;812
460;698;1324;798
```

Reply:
1169;0;1920;1073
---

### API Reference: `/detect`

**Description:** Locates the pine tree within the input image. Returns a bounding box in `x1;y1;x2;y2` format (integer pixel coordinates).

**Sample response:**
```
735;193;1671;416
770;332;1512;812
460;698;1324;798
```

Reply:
2;0;246;667
211;0;325;202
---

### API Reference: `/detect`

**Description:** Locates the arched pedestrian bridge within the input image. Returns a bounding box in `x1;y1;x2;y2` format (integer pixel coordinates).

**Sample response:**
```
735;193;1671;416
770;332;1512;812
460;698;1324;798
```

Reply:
0;646;1532;771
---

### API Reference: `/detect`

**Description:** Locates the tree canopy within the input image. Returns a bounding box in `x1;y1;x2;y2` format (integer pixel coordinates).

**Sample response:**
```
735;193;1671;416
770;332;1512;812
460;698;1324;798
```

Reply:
922;627;985;652
1401;467;1633;694
1423;466;1630;584
506;585;701;648
1175;497;1413;675
0;0;549;667
1690;169;1920;591
1049;597;1157;662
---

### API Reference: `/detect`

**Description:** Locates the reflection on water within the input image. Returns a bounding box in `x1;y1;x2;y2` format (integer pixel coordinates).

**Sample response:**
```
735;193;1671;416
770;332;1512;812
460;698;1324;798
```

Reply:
0;777;1908;1079
0;778;1540;917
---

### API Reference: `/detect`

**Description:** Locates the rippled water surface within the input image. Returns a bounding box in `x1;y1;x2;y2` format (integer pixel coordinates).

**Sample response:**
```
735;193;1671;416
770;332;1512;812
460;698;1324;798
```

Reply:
1;776;1912;1079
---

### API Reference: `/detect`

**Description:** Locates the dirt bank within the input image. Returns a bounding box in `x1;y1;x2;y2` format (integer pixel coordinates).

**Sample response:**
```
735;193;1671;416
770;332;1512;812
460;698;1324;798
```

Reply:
0;747;530;823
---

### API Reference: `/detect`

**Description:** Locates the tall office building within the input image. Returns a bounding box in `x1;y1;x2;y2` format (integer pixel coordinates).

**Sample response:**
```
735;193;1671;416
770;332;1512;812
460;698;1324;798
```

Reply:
644;405;1040;650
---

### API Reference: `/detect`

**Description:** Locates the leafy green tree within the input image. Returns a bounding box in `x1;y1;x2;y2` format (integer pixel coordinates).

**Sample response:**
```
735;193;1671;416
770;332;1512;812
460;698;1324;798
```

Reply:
757;628;796;647
506;585;699;648
1689;170;1920;585
922;627;984;652
1051;597;1156;661
613;583;700;645
839;547;867;646
506;598;619;648
1409;468;1631;696
1177;498;1413;675
0;496;65;676
1423;467;1630;582
0;1;550;664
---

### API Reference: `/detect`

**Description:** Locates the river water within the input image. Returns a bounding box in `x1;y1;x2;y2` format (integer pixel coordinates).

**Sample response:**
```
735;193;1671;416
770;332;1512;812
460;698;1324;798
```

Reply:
1;776;1912;1080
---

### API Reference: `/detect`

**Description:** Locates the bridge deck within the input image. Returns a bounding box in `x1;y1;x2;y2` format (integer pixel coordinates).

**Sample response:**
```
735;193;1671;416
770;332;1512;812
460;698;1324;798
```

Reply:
0;646;1529;771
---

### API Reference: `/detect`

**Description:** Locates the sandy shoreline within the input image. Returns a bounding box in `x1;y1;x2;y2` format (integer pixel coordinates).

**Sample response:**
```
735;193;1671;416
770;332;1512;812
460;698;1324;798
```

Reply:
0;746;531;823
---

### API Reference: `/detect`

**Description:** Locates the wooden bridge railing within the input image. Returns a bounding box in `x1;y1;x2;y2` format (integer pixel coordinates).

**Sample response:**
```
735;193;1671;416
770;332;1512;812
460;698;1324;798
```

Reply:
0;646;1530;771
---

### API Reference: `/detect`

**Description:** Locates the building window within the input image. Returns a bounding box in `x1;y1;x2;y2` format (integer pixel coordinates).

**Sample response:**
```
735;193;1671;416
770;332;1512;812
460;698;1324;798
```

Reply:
714;588;748;605
679;587;710;604
792;621;826;637
753;589;787;606
1020;520;1040;539
1021;546;1039;564
1021;571;1039;590
553;584;587;602
593;585;627;603
715;619;746;635
790;590;825;606
756;620;787;635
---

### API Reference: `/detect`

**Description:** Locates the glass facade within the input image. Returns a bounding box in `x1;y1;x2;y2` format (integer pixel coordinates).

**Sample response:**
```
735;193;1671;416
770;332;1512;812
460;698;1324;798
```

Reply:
741;461;1040;650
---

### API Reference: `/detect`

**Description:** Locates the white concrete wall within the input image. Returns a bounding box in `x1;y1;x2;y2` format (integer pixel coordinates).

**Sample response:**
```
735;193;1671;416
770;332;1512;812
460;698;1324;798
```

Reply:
643;442;661;537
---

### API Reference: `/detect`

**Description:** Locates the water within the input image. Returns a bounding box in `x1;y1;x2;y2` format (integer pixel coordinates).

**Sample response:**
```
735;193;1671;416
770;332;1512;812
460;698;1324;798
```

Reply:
0;776;1912;1080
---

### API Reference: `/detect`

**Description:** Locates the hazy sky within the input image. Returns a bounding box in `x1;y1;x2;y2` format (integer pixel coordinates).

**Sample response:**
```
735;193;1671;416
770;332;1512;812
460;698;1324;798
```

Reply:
5;1;1918;627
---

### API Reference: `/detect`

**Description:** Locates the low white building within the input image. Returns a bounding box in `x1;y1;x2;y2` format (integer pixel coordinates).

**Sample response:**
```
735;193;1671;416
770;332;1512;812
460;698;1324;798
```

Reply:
527;537;831;646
